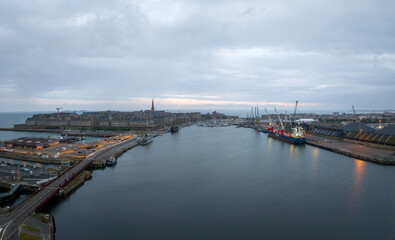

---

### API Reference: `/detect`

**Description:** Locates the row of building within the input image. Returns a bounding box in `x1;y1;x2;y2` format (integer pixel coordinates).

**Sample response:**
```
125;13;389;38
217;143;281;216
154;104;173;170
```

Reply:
310;122;395;146
16;110;236;131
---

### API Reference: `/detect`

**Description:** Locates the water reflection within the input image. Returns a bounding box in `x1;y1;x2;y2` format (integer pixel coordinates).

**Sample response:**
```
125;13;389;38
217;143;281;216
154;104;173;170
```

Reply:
289;144;295;157
350;159;366;213
311;147;320;172
267;137;273;148
289;144;296;166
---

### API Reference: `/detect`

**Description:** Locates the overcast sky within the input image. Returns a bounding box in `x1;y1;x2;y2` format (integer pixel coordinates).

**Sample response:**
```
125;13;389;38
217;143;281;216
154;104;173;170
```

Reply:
0;0;394;113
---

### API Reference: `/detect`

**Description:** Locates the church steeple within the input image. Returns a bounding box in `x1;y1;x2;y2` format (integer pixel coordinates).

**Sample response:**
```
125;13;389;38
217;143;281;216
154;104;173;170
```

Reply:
151;98;155;112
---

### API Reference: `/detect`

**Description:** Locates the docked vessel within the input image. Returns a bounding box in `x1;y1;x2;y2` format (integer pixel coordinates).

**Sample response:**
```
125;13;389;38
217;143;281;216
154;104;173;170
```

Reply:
106;156;117;166
266;126;306;144
139;136;153;145
170;125;180;133
265;104;306;144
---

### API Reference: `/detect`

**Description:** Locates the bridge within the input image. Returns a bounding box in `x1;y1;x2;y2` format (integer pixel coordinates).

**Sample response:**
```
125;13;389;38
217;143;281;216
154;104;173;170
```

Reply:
0;137;137;240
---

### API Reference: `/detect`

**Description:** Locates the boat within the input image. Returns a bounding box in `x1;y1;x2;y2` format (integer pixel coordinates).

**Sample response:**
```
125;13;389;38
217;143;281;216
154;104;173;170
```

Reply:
106;156;117;166
139;136;153;145
265;106;306;144
170;125;180;133
267;126;306;144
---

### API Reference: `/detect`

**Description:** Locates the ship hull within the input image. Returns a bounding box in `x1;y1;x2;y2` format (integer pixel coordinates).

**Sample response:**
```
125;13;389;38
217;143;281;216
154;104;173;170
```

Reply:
139;139;153;145
170;125;180;133
267;130;306;144
106;158;117;166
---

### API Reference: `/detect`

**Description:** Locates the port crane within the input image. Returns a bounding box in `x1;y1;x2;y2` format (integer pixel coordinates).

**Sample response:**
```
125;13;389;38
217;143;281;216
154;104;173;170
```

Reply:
264;108;274;126
274;108;285;130
56;107;62;120
292;100;299;125
352;105;358;122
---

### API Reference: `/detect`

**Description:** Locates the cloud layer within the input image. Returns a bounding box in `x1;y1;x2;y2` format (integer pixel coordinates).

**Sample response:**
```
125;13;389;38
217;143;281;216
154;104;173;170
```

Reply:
0;0;394;112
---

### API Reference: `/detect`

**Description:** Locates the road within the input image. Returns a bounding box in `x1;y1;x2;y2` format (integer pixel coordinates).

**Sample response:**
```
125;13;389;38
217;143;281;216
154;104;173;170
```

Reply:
0;137;137;240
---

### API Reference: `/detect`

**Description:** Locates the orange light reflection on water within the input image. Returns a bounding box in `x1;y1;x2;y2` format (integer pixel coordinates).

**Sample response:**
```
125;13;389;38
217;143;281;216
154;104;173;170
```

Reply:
353;160;366;192
311;147;319;172
350;159;366;214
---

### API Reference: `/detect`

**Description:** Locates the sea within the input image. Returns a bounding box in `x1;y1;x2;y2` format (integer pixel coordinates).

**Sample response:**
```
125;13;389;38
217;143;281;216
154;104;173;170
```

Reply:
1;112;395;239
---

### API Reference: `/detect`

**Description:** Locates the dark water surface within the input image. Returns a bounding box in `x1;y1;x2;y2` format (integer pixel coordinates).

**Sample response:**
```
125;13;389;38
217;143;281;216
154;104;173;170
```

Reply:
36;126;395;239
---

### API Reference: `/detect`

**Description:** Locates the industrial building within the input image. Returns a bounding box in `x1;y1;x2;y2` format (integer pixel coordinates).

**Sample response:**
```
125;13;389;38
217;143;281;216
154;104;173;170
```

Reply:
3;137;59;149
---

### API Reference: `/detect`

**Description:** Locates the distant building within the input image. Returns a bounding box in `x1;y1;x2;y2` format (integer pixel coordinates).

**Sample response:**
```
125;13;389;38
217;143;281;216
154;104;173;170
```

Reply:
4;137;59;149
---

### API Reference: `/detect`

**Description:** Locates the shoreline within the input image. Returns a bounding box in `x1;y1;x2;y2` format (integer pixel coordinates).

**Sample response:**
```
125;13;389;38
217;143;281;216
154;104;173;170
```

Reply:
242;125;395;165
306;134;395;165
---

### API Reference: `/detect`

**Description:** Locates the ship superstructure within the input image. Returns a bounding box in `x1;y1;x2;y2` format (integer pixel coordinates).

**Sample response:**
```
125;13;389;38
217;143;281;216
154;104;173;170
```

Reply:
265;103;306;144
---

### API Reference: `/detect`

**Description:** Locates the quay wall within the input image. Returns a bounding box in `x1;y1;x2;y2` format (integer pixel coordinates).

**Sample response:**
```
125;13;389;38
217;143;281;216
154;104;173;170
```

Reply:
306;141;395;165
342;138;395;151
247;126;395;166
306;135;395;165
59;170;92;197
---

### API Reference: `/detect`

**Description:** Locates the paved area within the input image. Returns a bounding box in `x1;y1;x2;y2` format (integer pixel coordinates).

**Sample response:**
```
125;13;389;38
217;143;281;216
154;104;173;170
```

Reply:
307;134;395;164
93;137;139;166
19;213;53;240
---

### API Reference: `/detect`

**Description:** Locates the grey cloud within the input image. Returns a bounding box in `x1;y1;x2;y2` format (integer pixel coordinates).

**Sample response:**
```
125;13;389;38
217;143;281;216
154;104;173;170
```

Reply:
0;0;394;112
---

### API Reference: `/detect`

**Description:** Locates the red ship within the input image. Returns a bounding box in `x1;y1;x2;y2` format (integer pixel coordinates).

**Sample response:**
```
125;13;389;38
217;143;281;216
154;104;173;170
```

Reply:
264;103;306;144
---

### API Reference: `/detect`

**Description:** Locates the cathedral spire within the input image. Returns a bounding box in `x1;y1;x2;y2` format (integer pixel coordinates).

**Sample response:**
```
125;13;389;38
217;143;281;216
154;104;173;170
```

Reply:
151;98;155;112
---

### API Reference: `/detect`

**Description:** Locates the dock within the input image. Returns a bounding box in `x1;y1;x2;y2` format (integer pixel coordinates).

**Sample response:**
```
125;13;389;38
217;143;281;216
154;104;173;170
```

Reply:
243;124;395;165
306;134;395;165
91;138;139;168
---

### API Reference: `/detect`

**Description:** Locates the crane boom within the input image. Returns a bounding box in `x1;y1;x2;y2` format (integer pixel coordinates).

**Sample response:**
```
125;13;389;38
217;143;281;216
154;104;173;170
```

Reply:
264;108;274;126
352;105;357;121
293;100;299;124
274;108;285;130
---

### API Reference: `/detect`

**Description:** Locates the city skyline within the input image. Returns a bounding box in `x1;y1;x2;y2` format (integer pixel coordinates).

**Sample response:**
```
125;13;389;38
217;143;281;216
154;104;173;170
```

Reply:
0;0;394;112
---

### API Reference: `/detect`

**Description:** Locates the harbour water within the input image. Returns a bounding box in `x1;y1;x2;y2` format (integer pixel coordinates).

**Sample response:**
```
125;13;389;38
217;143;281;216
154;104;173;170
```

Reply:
36;125;395;240
0;112;102;143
